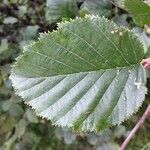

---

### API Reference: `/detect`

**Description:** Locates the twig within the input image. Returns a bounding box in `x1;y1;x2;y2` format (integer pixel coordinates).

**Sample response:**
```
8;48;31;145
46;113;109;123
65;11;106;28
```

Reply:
141;58;150;69
120;105;150;150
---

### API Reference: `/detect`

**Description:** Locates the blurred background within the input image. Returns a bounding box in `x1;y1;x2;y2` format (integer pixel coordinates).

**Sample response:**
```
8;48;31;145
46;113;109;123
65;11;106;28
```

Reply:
0;0;150;150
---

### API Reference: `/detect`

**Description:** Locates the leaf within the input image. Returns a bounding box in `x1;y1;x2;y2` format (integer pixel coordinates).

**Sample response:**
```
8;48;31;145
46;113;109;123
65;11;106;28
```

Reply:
3;17;18;24
20;25;39;40
125;0;150;26
133;27;150;58
79;0;112;17
10;15;147;132
132;27;150;55
45;0;78;23
113;14;129;27
18;6;27;17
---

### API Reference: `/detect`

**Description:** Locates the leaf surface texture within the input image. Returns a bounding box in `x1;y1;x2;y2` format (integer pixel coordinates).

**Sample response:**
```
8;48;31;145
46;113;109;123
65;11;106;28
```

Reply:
11;16;147;132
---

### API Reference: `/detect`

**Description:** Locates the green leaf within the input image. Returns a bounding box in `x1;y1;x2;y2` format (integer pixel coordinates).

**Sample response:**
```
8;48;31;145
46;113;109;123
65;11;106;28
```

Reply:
114;14;129;27
10;15;147;132
132;27;150;56
79;0;112;17
20;25;39;40
18;6;27;17
45;0;78;23
125;0;150;26
3;17;18;24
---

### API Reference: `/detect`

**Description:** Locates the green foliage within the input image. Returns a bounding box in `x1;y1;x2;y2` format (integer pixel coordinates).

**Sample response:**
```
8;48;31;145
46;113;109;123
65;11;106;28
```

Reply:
45;0;113;23
3;17;18;24
79;0;112;17
125;0;150;26
11;15;147;132
45;0;78;23
132;27;150;56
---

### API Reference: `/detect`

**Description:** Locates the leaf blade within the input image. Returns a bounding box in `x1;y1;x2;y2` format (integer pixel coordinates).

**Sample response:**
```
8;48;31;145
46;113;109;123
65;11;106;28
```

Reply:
11;16;147;132
125;0;150;26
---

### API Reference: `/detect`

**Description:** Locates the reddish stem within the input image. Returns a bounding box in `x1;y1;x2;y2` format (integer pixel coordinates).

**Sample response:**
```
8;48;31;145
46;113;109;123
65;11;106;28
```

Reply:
120;105;150;150
141;58;150;69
